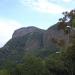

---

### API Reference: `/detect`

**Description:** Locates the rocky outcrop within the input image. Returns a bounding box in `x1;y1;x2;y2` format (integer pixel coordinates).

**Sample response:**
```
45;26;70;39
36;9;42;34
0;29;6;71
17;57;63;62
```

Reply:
12;26;44;38
4;26;45;51
43;23;66;49
4;23;75;52
1;24;75;64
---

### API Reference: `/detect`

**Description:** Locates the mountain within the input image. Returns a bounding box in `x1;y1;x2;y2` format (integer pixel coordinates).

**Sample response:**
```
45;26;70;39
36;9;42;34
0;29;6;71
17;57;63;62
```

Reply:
3;25;62;53
44;23;66;49
12;26;45;38
1;9;75;75
0;22;75;65
5;26;45;51
0;26;45;65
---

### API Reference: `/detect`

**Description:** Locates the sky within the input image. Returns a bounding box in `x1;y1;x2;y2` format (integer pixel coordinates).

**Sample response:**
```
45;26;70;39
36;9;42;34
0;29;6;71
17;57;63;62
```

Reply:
0;0;75;47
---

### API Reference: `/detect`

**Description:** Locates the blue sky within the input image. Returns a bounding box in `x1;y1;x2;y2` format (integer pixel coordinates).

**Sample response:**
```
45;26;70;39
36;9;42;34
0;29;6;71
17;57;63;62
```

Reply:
0;0;75;47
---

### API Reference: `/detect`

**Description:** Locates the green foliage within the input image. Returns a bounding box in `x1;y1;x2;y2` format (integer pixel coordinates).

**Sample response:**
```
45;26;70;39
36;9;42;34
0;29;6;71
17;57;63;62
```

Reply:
0;69;10;75
72;19;75;27
45;53;66;75
0;54;50;75
61;39;75;75
21;55;49;75
9;55;49;75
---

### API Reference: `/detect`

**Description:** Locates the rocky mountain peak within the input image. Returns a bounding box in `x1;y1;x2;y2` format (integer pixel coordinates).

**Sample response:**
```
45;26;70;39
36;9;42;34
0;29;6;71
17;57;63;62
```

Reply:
12;26;45;38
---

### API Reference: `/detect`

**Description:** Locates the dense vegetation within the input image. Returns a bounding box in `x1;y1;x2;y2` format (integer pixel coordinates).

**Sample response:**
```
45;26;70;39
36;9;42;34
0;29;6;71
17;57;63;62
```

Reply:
0;41;75;75
0;9;75;75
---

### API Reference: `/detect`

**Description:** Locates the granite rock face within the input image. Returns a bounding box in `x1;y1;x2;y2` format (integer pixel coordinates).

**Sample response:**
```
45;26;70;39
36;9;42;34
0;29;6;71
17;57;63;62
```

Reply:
12;26;44;38
5;26;45;51
4;24;75;52
43;24;66;49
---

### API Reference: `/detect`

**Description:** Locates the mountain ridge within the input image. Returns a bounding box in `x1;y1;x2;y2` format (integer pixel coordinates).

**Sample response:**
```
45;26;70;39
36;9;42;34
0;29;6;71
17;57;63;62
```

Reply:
12;26;45;38
1;9;75;65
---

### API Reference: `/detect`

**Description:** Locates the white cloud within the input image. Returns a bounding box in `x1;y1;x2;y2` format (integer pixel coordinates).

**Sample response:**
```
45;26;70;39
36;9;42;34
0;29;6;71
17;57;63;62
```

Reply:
21;0;66;14
63;0;72;2
0;19;22;47
33;1;66;14
50;0;73;3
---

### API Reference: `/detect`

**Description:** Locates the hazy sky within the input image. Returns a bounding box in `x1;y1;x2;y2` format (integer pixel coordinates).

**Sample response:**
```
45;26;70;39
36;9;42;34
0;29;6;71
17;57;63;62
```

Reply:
0;0;75;47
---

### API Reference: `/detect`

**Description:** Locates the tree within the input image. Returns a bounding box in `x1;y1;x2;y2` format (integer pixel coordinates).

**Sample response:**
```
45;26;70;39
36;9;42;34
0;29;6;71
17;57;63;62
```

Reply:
72;18;75;27
46;53;66;75
0;69;10;75
61;38;75;75
14;54;49;75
